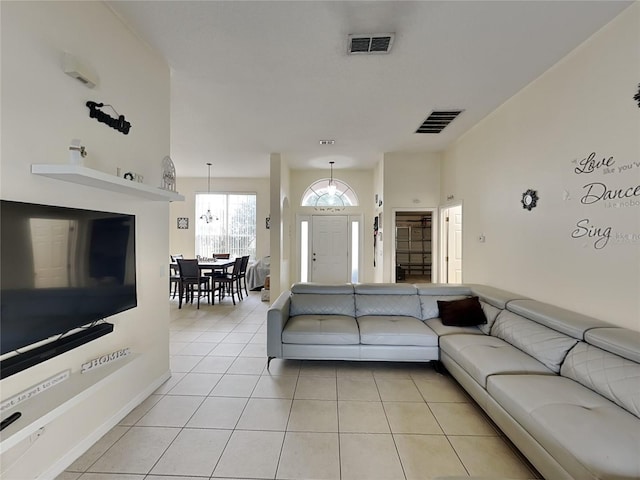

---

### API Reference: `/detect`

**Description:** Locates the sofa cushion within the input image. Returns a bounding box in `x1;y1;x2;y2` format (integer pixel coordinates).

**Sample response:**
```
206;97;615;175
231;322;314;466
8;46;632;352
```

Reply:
355;294;422;318
488;374;640;480
491;310;578;373
477;301;500;335
416;284;472;295
561;342;640;417
357;315;438;347
507;299;609;339
290;293;355;317
585;327;640;363
354;283;417;295
419;295;468;320
424;318;483;337
437;297;487;327
440;334;554;388
291;283;354;294
469;284;527;309
282;314;359;345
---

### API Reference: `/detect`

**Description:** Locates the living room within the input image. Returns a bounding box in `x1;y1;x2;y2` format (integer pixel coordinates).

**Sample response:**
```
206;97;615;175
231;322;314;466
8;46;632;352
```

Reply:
1;1;638;479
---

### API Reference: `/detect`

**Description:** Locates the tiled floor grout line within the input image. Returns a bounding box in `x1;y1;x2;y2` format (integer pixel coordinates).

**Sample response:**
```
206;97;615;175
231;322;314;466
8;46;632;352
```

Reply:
379;397;409;480
186;296;268;480
415;374;473;478
62;293;538;480
335;380;343;480
66;424;133;475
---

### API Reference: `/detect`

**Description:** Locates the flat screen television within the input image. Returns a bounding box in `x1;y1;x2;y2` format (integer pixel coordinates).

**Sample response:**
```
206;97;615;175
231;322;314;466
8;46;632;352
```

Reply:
0;200;137;361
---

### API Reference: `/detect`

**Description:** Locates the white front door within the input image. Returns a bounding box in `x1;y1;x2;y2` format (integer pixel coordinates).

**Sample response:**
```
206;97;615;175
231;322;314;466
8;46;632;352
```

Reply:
445;205;463;283
311;215;349;283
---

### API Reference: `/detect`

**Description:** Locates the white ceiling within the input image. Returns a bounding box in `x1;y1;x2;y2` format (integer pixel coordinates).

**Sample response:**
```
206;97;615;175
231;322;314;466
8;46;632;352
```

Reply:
107;1;630;178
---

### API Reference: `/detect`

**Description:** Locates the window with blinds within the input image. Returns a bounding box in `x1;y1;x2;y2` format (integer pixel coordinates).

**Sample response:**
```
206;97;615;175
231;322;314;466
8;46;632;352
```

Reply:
195;193;256;260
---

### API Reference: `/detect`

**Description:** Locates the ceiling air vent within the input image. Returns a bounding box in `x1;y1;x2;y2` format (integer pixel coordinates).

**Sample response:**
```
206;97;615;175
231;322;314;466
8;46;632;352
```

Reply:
348;33;395;54
415;110;464;134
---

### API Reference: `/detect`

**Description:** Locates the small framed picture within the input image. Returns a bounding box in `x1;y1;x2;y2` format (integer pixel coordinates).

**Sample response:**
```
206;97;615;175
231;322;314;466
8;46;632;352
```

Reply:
177;217;189;229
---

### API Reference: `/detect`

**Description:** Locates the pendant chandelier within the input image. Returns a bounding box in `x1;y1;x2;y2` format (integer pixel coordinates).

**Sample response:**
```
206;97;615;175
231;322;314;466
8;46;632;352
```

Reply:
200;162;217;223
327;161;337;196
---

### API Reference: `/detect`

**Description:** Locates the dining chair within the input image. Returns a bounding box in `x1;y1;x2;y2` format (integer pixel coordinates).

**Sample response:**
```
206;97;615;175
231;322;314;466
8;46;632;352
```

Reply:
176;258;211;309
169;254;184;298
212;256;243;305
238;255;250;298
213;253;230;259
169;262;180;299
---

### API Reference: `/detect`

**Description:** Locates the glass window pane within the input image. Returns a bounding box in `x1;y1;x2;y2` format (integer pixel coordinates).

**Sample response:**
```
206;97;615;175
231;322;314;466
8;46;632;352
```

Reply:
351;220;359;283
301;221;309;282
301;179;358;207
195;193;256;260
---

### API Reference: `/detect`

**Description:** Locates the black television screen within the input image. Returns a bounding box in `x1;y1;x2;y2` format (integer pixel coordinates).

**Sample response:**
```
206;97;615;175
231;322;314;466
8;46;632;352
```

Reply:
0;200;137;355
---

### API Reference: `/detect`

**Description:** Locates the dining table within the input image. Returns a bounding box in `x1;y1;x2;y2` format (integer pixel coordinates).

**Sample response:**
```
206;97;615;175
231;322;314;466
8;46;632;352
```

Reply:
170;258;235;275
195;258;235;274
171;258;237;307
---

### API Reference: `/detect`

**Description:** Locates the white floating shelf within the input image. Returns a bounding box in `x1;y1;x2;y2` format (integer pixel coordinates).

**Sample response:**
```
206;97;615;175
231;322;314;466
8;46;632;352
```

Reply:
31;164;184;202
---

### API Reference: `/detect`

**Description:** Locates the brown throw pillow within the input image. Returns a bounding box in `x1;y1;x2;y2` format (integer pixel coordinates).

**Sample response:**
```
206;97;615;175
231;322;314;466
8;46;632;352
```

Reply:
437;297;487;327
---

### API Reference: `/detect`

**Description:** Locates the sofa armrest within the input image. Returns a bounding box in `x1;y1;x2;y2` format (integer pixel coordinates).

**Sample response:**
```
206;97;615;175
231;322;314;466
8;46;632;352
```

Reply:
267;290;291;358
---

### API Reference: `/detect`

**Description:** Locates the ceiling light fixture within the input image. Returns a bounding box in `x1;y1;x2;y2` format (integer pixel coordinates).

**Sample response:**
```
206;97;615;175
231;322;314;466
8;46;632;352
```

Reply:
200;162;217;223
327;161;337;196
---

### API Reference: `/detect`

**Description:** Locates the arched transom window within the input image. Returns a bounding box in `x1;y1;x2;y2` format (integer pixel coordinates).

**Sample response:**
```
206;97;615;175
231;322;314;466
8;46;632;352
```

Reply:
301;178;359;210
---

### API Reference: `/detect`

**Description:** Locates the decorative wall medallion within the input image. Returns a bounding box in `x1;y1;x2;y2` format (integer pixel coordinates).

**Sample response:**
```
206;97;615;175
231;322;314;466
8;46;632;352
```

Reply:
521;189;539;211
177;217;189;229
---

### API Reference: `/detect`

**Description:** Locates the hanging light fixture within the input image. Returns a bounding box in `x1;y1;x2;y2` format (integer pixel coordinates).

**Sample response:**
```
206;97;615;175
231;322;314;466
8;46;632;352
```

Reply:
200;162;217;223
327;161;337;196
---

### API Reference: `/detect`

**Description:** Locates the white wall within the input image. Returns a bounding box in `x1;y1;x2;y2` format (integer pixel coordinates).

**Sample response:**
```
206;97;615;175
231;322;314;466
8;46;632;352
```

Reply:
269;154;291;301
382;152;441;282
169;176;270;260
441;3;640;329
373;160;385;282
1;2;171;477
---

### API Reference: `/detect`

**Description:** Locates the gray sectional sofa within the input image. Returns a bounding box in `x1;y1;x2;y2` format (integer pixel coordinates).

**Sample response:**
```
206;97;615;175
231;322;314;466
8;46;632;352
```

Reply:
267;282;640;480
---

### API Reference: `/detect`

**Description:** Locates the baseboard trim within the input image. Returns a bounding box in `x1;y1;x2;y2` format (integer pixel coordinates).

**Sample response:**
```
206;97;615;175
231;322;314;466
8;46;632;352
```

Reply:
40;369;171;480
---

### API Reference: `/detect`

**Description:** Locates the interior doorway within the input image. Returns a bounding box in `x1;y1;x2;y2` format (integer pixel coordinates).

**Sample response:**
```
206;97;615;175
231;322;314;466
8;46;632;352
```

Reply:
440;204;463;283
394;211;433;283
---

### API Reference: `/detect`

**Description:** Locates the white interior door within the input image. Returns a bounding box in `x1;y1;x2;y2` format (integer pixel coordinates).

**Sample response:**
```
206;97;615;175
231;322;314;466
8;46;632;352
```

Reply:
445;205;463;283
311;215;349;283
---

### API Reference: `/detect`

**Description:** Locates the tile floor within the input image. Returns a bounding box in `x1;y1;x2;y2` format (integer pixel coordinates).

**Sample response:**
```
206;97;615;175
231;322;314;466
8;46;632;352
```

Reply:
59;291;541;480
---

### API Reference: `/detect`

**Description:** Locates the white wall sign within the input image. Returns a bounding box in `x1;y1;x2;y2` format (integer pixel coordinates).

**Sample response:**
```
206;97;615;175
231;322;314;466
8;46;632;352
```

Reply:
81;348;131;374
0;370;70;412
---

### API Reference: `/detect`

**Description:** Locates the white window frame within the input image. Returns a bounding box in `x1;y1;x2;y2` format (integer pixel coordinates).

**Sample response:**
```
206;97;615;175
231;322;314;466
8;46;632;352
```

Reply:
195;192;257;260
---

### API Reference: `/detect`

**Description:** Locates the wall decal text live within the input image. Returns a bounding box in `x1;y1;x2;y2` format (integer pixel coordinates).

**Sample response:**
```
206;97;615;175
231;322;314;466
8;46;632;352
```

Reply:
573;152;614;174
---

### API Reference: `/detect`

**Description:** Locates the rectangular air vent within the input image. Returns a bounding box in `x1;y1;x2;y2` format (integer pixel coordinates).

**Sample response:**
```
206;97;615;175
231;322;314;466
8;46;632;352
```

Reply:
348;33;395;54
415;110;464;134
